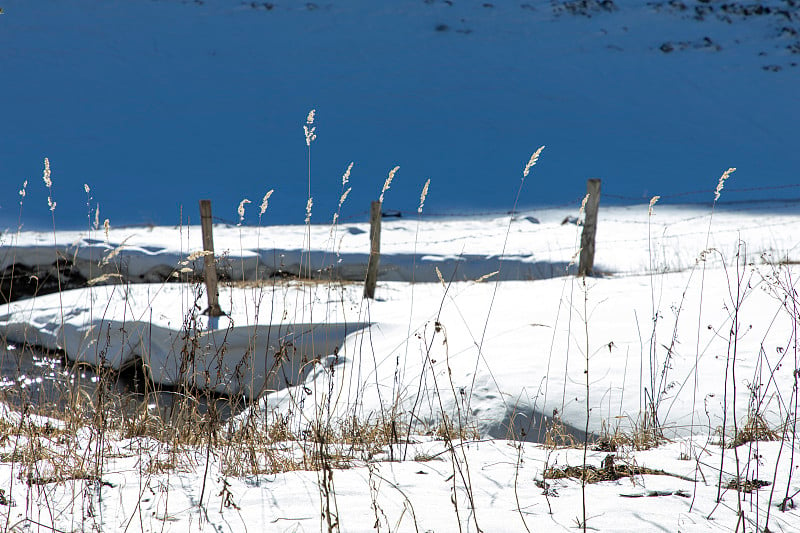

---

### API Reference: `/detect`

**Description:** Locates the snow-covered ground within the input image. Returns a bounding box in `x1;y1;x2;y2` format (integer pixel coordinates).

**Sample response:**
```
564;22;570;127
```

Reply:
2;431;798;532
1;204;800;531
3;0;800;529
4;202;800;283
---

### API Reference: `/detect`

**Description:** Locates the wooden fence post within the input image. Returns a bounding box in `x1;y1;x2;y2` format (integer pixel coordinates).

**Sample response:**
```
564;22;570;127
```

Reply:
578;179;601;277
199;200;224;316
363;200;382;299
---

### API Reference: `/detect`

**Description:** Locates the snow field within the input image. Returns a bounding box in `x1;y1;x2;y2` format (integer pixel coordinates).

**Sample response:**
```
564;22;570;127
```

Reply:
1;205;800;530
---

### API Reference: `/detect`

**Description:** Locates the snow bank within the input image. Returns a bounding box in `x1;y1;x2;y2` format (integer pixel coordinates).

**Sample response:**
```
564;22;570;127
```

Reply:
2;206;800;438
3;205;800;288
0;282;368;397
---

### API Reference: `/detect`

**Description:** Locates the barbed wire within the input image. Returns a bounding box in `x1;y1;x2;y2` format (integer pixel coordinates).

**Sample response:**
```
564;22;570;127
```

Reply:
206;182;800;228
606;183;800;202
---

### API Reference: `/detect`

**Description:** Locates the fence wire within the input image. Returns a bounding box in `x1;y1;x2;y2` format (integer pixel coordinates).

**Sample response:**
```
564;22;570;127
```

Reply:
204;181;800;228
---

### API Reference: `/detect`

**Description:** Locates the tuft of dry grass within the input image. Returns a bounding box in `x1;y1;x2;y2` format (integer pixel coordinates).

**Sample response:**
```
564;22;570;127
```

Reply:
419;414;480;442
544;454;692;485
595;417;664;452
543;413;579;449
726;414;782;448
726;477;771;493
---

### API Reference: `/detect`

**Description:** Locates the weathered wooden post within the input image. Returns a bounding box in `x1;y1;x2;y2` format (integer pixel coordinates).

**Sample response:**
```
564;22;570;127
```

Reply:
199;199;224;316
578;179;601;277
363;200;382;299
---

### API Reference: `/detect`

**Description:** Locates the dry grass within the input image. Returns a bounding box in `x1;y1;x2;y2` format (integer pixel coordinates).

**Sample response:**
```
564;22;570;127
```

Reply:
595;417;664;452
726;477;771;493
543;414;579;449
429;414;480;442
727;414;782;448
544;454;693;484
2;148;799;533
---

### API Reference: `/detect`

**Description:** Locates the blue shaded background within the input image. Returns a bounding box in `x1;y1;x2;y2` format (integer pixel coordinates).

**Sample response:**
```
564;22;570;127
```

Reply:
1;0;798;230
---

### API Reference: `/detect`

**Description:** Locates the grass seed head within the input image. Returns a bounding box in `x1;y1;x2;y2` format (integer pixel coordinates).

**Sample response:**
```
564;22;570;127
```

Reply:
379;166;399;203
435;266;446;288
259;190;274;217
342;162;353;187
237;198;251;225
567;248;581;271
474;270;498;283
648;195;660;216
305;197;313;224
332;187;352;226
338;187;351;209
43;158;56;211
304;125;316;146
185;250;214;262
418;178;430;214
304;109;317;146
43;158;52;188
714;167;736;202
523;145;545;177
579;193;590;216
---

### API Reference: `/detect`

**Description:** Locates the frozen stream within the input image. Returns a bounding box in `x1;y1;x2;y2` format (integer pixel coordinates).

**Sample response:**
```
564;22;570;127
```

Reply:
0;342;240;422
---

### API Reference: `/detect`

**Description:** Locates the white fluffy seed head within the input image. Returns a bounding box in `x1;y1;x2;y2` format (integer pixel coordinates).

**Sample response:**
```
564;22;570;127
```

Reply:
185;250;214;262
332;187;352;227
43;158;51;188
103;219;110;241
648;195;660;216
567;248;581;270
19;180;27;201
714;167;736;202
305;197;313;224
523;146;545;177
304;125;316;146
418;179;430;214
474;271;498;283
237;198;251;225
379;166;399;204
304;109;317;146
259;190;274;216
84;184;90;194
435;266;445;288
94;205;100;230
87;273;124;286
342;162;353;187
338;186;352;208
579;194;590;216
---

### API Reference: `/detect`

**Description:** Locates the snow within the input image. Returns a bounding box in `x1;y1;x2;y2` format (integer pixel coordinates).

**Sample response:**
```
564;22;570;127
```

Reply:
2;204;800;531
2;0;800;529
4;202;800;283
0;431;798;531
